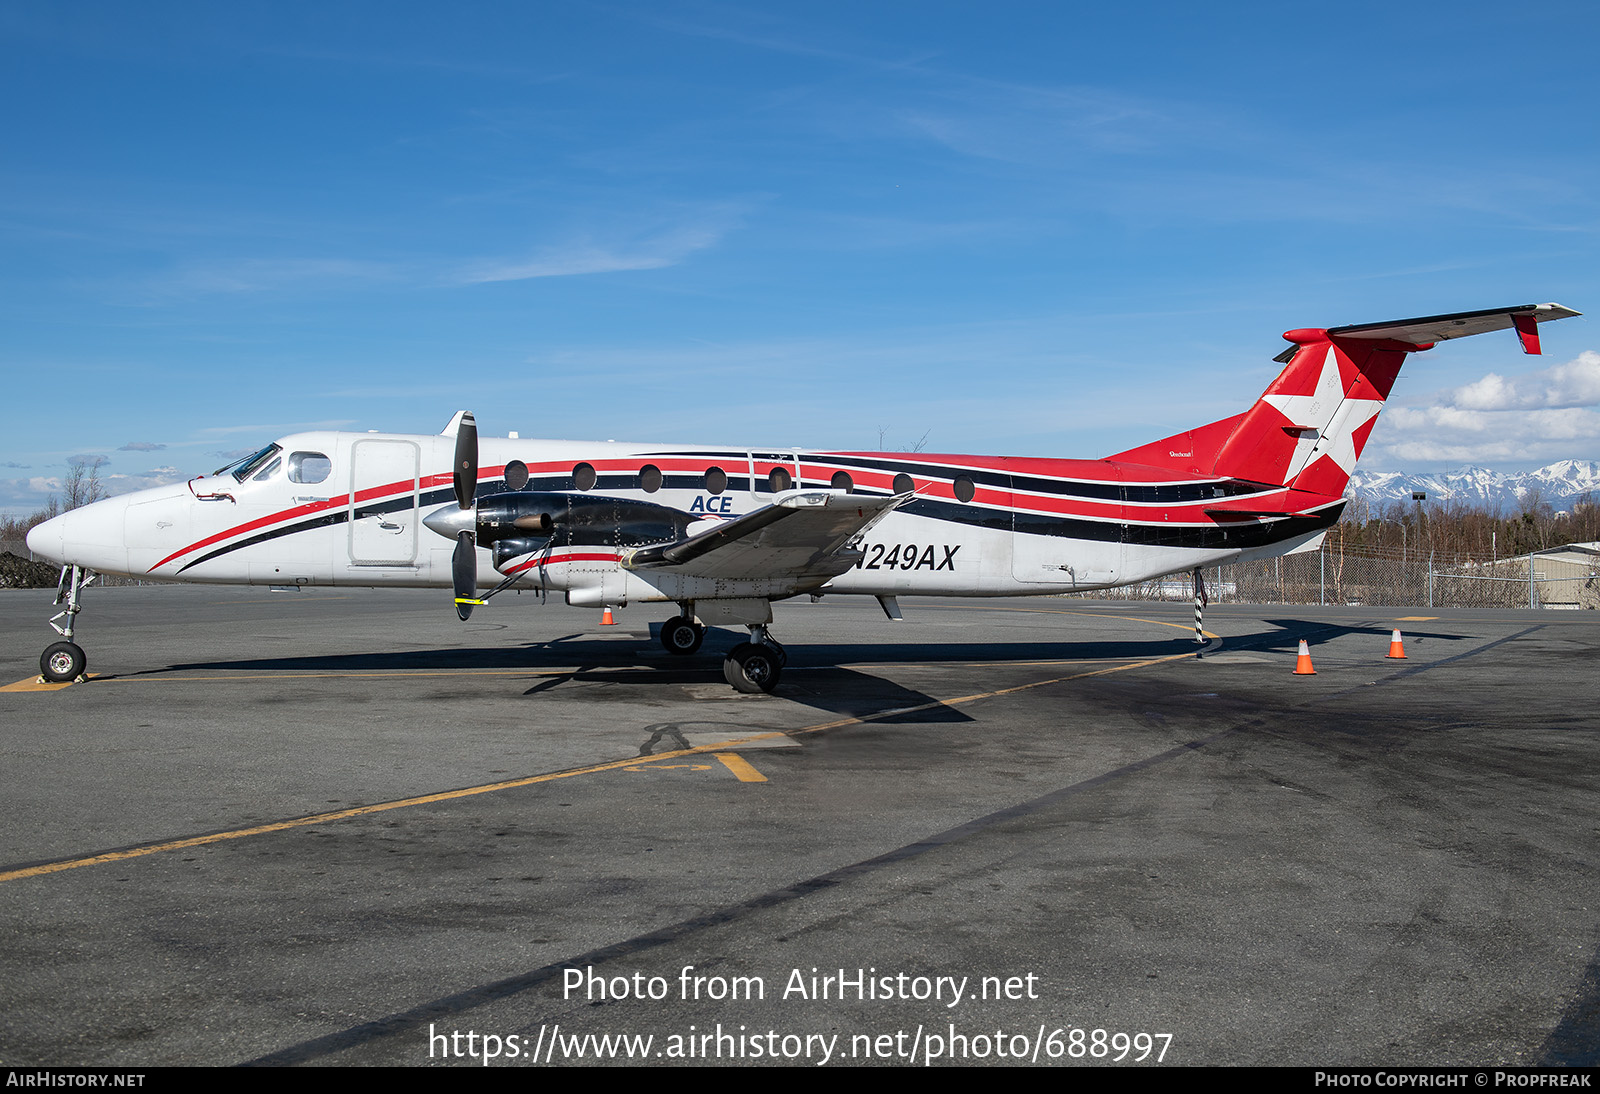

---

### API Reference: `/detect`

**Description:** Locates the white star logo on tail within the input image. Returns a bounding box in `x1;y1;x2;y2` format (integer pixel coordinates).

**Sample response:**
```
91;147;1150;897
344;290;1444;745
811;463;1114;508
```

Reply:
1261;345;1385;479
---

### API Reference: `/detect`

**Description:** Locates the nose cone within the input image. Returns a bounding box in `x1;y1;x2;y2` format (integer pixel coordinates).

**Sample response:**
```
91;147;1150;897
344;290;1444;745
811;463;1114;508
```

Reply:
25;514;66;565
22;497;131;574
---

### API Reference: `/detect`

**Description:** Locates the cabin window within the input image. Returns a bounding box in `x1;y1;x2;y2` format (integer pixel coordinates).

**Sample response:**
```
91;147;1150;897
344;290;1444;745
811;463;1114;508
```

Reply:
953;475;976;503
573;462;597;491
288;451;332;485
767;467;792;493
504;460;529;490
640;464;663;493
831;471;853;493
704;466;727;495
893;473;914;494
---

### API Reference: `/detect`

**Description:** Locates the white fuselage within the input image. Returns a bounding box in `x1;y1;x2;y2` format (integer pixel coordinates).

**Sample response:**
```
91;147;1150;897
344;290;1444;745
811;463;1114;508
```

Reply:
27;428;1331;610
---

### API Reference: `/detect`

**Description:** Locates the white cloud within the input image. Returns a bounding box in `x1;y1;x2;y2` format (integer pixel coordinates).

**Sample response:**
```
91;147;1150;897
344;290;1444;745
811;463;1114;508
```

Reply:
901;84;1185;163
457;224;727;284
0;465;193;516
1367;353;1600;468
102;468;190;492
0;476;63;515
1447;350;1600;411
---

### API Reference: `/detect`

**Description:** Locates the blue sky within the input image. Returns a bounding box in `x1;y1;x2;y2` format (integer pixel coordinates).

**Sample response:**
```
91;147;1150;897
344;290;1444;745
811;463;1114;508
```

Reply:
3;1;1597;515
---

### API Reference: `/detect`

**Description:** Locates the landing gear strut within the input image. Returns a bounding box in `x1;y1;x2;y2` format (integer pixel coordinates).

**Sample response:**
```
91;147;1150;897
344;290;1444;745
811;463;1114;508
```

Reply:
723;623;786;694
39;565;94;683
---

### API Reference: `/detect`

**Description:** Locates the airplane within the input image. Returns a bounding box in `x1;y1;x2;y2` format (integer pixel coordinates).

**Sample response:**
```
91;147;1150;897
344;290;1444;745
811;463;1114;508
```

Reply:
23;302;1580;693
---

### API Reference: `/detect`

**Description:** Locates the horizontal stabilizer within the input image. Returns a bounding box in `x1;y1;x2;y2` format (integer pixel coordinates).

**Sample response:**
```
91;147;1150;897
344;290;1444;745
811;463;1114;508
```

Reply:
1326;302;1579;355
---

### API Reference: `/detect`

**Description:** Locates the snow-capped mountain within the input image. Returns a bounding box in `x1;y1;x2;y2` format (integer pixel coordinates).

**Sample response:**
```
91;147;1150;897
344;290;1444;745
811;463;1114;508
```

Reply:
1346;461;1600;512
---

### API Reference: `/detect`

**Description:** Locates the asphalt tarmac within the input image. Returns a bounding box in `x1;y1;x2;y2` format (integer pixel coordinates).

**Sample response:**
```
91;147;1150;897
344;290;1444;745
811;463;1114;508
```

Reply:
0;585;1596;1067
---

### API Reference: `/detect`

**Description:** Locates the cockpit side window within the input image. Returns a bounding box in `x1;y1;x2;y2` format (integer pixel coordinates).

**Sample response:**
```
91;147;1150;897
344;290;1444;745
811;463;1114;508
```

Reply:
214;444;282;483
251;456;282;482
288;451;332;484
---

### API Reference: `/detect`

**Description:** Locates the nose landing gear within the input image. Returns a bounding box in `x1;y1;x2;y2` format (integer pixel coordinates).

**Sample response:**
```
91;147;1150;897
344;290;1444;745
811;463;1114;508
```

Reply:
38;565;95;683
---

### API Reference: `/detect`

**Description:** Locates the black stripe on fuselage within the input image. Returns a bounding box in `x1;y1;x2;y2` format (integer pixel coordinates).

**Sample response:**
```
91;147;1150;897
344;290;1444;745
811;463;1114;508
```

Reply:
898;495;1344;551
173;487;457;574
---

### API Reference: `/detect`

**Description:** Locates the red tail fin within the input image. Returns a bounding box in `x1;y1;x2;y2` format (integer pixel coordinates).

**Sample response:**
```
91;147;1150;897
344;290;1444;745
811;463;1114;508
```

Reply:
1108;303;1579;493
1211;333;1407;494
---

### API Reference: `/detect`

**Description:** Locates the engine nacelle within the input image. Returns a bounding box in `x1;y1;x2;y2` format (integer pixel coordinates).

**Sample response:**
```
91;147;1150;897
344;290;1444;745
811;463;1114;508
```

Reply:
473;491;695;549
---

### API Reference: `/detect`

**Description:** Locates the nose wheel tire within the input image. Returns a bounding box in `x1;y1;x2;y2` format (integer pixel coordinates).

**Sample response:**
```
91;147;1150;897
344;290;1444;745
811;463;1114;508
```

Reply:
660;616;705;656
723;642;782;694
40;641;86;683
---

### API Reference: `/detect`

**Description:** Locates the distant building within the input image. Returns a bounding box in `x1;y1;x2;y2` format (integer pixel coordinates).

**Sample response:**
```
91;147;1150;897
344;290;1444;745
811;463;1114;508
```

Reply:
1478;542;1600;609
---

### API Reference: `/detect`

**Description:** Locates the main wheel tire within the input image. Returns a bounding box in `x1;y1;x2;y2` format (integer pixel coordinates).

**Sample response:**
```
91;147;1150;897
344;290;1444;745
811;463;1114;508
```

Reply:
660;616;704;655
40;641;86;683
723;642;782;694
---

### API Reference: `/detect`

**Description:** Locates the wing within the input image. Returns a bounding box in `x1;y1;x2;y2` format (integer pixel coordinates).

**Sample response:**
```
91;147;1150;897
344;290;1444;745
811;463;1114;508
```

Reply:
621;489;908;584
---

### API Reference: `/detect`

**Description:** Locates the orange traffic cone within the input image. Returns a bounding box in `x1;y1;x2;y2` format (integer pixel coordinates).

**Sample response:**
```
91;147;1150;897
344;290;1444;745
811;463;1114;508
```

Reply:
600;606;616;625
1293;639;1316;675
1386;628;1406;659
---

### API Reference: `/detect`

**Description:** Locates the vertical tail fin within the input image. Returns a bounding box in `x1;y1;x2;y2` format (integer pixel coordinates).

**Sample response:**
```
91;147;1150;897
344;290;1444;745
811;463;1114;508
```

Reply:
1107;304;1579;493
1211;333;1406;494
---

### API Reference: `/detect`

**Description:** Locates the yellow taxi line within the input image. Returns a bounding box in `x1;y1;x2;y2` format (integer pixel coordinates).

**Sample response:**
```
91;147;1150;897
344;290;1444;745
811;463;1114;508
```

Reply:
0;648;1199;884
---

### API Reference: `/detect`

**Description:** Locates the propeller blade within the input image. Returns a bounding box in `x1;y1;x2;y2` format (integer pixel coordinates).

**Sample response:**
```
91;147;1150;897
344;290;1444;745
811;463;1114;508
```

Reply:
453;411;478;511
453;529;482;621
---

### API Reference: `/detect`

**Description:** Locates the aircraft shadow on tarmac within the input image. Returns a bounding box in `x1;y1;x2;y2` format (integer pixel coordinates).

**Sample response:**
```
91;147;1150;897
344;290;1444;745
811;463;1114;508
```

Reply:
133;628;994;722
1247;618;1468;652
118;618;1468;722
148;632;1199;675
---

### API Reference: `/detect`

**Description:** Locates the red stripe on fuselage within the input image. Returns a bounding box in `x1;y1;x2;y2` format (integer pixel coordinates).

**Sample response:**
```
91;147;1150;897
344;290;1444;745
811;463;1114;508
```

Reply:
504;551;619;576
148;467;502;573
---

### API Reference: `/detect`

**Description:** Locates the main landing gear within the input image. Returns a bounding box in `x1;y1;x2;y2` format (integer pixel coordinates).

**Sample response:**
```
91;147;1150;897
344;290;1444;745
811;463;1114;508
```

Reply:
659;614;706;656
38;565;95;683
658;607;787;694
723;624;786;695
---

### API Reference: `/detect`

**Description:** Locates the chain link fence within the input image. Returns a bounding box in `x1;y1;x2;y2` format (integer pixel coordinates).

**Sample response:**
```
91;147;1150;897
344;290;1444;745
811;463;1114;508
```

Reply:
1100;543;1600;610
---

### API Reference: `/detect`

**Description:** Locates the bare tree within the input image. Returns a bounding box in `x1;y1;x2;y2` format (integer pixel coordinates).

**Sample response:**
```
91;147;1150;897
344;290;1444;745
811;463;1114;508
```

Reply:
62;456;107;511
875;427;930;452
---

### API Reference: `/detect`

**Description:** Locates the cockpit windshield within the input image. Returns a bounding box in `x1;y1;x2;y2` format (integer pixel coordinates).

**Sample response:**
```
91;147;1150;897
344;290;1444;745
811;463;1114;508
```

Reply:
212;444;282;483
